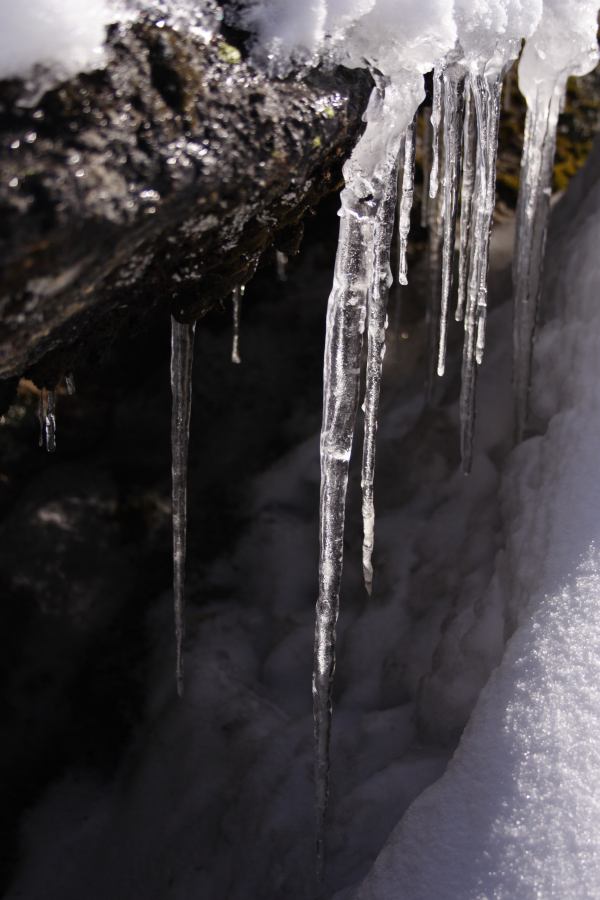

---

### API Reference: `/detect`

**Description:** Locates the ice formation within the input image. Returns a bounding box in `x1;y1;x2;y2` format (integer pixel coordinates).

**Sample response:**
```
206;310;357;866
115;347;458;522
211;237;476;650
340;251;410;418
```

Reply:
396;116;416;286
312;2;457;876
170;317;196;697
352;144;600;898
38;388;56;453
512;0;599;439
239;0;597;878
7;0;600;889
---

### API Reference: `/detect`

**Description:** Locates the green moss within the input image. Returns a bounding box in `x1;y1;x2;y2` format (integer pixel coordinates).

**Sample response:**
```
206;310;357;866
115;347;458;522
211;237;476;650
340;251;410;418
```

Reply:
322;106;335;119
217;41;242;65
311;136;322;149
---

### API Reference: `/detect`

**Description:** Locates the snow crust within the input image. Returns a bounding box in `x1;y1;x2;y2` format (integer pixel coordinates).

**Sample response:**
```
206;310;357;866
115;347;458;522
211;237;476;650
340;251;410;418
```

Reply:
352;140;600;900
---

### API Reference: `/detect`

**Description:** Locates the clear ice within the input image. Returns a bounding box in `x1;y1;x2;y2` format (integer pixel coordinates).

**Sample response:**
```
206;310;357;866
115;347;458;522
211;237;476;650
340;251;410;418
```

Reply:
456;78;476;324
397;117;416;286
362;151;400;594
459;74;502;472
437;67;465;377
429;66;443;199
170;316;196;697
38;388;56;452
313;75;417;880
512;90;559;440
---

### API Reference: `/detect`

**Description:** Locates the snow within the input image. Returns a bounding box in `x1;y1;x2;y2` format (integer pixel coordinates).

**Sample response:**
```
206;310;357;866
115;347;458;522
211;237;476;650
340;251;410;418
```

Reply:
351;139;600;900
0;0;221;81
0;0;114;79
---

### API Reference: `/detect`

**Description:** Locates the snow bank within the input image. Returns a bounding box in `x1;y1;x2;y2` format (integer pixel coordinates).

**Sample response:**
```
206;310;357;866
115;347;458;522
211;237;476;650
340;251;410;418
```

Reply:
351;139;600;899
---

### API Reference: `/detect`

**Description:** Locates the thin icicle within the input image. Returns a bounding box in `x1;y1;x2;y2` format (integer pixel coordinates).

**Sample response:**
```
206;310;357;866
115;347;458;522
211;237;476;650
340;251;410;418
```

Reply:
171;316;196;697
313;73;418;882
276;250;288;282
65;373;76;395
429;66;444;199
231;285;244;365
314;196;374;880
459;73;503;472
512;88;561;441
397;116;416;286
456;78;476;323
420;107;432;227
437;67;465;377
38;388;56;452
425;178;444;401
362;153;400;595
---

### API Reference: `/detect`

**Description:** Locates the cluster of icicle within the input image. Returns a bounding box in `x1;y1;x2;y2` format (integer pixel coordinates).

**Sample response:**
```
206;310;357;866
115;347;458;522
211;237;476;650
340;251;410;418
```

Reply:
310;0;599;885
161;0;600;887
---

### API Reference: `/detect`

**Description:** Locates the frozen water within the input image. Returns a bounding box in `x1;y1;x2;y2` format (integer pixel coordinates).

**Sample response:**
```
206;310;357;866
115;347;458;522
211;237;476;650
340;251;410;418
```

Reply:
513;0;599;438
352;136;600;900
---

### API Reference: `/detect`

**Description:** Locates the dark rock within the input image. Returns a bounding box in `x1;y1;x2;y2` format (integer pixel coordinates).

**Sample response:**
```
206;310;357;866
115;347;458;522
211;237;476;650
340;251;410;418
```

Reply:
0;8;372;385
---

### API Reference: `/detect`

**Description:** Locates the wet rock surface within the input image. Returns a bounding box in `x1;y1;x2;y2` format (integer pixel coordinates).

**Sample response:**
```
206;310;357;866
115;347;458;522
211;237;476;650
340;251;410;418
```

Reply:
0;6;371;385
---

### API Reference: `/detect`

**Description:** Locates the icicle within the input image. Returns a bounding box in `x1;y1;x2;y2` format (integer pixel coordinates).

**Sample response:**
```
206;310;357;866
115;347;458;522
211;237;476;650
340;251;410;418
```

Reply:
38;388;56;452
512;88;561;441
425;179;444;401
429;67;444;199
171;316;196;697
65;373;76;395
231;285;243;365
276;250;288;282
437;68;465;377
420;107;432;227
314;189;375;879
313;70;424;883
397;116;416;286
362;153;400;595
459;73;503;472
456;78;476;323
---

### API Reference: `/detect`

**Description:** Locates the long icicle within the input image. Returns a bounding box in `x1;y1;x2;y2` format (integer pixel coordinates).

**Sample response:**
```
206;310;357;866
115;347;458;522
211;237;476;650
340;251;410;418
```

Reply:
362;151;401;595
314;192;375;883
459;73;503;472
397;116;416;286
429;66;444;199
512;86;561;441
456;77;476;323
437;67;465;377
426;180;445;401
171;316;196;697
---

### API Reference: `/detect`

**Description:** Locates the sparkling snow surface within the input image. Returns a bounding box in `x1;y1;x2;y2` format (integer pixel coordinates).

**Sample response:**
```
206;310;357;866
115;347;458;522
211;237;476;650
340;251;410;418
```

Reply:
351;141;600;900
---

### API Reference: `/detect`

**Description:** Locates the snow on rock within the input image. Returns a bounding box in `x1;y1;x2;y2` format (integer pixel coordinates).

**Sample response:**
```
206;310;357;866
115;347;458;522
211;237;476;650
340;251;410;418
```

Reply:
0;0;114;79
351;140;600;900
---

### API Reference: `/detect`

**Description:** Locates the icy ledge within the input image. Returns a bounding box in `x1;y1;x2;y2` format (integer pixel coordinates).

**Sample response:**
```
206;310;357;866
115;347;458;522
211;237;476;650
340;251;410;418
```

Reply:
348;138;600;900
